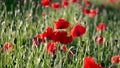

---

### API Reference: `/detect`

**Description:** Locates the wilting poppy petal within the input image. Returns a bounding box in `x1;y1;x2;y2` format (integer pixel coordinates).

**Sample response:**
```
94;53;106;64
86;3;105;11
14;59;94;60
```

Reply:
32;38;39;45
111;55;120;64
83;56;104;68
68;46;76;56
95;35;103;44
32;34;42;46
2;42;12;53
54;18;69;29
47;42;56;54
70;24;86;37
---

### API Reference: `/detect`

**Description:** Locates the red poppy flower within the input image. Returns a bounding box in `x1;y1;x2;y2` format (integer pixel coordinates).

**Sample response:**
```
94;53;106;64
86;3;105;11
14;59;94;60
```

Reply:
47;42;56;54
2;42;12;53
32;27;55;43
70;24;86;37
51;2;61;8
111;55;120;64
61;36;73;44
95;35;103;44
53;31;72;44
40;27;55;41
41;0;50;6
54;31;67;42
61;45;67;52
45;27;54;40
85;0;90;6
39;32;47;40
70;0;77;3
83;8;90;15
62;0;69;7
83;56;104;68
96;22;106;31
54;18;69;29
109;0;114;3
90;8;97;17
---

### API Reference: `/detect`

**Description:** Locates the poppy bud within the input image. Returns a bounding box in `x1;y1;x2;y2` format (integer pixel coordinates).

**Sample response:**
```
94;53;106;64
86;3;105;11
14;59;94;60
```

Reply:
2;42;12;53
61;45;67;52
96;22;106;31
111;56;120;64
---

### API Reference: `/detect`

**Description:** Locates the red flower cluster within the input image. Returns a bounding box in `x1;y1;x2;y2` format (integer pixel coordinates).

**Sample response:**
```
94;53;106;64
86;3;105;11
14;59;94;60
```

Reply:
82;0;98;17
83;56;104;68
41;0;79;8
2;42;12;53
32;18;86;54
95;22;106;44
111;55;120;64
32;19;69;44
32;28;72;46
83;8;98;17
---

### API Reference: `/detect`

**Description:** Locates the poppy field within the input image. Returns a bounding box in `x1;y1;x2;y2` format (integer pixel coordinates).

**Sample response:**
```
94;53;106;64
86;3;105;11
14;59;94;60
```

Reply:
0;0;120;68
